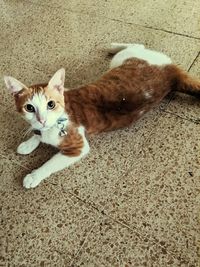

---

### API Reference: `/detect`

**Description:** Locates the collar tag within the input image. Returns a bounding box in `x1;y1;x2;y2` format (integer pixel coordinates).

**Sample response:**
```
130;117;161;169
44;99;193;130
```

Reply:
59;129;67;137
57;117;68;137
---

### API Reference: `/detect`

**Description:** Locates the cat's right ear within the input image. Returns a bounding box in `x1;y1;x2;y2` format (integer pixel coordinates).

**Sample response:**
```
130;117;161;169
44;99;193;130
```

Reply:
4;76;28;95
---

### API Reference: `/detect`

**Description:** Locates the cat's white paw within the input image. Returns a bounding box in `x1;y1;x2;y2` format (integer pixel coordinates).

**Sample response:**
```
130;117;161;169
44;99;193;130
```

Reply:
17;136;40;155
23;172;42;189
17;141;33;155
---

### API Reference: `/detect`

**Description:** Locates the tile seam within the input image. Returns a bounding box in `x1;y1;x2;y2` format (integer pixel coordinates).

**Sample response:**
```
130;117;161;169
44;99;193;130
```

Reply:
188;51;200;72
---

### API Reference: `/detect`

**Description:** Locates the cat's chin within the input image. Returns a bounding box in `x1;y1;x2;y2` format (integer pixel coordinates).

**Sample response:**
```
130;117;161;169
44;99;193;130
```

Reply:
33;126;50;131
32;123;56;131
40;127;50;131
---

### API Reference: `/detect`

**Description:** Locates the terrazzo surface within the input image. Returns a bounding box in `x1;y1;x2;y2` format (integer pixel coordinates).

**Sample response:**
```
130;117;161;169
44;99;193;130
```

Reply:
1;0;200;266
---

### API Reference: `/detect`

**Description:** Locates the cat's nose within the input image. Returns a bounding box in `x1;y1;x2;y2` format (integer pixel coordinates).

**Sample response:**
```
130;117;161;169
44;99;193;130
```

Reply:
38;118;46;126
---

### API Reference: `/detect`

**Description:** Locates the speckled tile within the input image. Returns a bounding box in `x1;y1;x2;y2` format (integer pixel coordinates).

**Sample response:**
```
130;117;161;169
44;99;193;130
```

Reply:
0;104;28;154
29;0;200;38
71;217;181;267
0;56;49;107
95;113;200;266
2;1;199;78
164;54;200;121
0;157;100;266
1;1;200;266
1;2;102;78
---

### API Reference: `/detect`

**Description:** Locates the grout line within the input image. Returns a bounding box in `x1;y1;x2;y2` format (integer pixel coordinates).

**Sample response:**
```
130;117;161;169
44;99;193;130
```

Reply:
133;23;200;41
0;153;31;170
64;189;104;214
106;16;200;40
188;51;200;72
63;189;177;261
65;189;144;238
66;189;178;262
163;110;200;125
69;215;101;267
67;189;145;242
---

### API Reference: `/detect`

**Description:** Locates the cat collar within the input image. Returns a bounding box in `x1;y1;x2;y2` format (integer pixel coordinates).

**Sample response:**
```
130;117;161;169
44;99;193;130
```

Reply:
33;116;68;137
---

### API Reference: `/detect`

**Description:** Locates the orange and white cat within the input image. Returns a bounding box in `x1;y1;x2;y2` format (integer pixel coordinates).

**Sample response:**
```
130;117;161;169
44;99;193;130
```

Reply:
4;43;200;189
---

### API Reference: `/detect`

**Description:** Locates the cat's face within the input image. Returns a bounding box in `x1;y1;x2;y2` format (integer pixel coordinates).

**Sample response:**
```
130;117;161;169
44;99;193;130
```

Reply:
4;68;66;131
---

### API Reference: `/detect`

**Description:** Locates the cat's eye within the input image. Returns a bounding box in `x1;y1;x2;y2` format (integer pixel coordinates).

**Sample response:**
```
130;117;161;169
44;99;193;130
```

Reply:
47;100;56;110
24;104;35;113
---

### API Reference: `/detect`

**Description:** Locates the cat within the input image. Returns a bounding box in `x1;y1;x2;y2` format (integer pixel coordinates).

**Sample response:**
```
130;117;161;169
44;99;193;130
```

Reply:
4;43;200;189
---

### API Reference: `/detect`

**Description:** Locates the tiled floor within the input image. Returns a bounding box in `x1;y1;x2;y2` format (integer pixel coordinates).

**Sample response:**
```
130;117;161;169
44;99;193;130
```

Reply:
1;0;200;266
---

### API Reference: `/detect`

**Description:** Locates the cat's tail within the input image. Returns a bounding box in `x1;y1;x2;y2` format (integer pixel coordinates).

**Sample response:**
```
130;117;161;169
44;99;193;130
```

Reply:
107;43;145;54
168;65;200;97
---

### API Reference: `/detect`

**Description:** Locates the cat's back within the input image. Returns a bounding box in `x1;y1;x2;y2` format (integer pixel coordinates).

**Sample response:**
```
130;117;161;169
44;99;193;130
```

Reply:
64;58;172;133
99;58;170;88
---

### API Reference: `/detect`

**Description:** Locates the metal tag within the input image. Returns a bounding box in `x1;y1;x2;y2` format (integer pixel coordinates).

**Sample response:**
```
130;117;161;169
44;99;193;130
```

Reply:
59;129;67;137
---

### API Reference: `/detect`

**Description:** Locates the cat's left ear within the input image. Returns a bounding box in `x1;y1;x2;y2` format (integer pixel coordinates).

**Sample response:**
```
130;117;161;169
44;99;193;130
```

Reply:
48;68;65;94
4;76;28;95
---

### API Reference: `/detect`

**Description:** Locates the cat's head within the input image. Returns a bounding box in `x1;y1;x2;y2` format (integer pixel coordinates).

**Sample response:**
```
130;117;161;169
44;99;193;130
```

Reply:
4;68;66;131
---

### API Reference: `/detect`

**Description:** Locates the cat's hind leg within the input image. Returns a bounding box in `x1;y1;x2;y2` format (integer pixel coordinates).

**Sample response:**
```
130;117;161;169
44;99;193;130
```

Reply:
109;42;172;69
107;43;145;54
109;43;145;69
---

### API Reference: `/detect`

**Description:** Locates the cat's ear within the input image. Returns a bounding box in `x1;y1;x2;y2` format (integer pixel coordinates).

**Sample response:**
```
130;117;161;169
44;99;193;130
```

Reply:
48;68;65;94
4;76;28;95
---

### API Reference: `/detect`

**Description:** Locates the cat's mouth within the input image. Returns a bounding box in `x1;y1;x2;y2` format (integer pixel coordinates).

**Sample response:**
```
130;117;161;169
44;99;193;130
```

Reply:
32;123;50;131
31;114;68;132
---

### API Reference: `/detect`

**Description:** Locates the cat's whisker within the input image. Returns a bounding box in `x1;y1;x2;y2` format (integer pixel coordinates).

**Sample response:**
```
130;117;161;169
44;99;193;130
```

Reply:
20;127;27;136
22;127;33;138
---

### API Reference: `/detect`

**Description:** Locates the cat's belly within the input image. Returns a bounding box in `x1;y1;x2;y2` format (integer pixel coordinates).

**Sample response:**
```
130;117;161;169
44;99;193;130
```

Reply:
86;107;148;134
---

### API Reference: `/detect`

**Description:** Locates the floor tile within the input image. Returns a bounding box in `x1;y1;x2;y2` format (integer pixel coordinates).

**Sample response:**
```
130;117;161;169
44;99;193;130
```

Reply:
0;157;100;266
71;217;184;267
1;2;99;78
95;113;200;266
1;0;200;266
1;1;199;79
30;0;200;38
164;54;200;121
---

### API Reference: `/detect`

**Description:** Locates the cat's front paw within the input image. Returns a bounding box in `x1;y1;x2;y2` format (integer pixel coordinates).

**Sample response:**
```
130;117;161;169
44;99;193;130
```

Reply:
17;136;40;155
17;141;34;155
23;172;42;189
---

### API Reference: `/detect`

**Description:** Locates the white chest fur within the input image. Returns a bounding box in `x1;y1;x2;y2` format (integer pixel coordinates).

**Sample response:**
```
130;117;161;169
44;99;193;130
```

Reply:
40;126;62;147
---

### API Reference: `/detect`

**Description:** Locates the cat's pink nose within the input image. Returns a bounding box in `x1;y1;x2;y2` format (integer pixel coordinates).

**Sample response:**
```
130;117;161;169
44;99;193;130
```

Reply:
38;118;46;125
